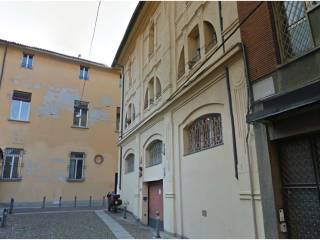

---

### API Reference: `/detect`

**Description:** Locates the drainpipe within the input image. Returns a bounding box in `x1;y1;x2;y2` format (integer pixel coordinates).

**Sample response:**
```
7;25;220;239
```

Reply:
218;1;225;53
225;67;238;179
0;44;8;88
241;43;258;238
115;64;125;192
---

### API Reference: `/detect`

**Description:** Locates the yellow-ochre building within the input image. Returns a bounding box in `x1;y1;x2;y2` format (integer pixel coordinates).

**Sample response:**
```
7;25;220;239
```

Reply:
0;39;120;207
112;2;264;238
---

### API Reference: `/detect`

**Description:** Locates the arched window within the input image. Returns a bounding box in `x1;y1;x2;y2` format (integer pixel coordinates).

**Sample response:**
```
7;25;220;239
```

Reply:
149;23;155;56
204;21;217;52
146;140;163;167
187;25;200;69
125;103;135;127
155;77;161;99
148;78;155;104
178;47;185;79
131;104;135;121
125;154;134;173
184;113;223;155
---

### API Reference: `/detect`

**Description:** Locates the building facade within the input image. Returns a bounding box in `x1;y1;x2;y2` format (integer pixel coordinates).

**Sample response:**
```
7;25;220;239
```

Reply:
238;1;320;238
113;2;264;238
0;40;120;207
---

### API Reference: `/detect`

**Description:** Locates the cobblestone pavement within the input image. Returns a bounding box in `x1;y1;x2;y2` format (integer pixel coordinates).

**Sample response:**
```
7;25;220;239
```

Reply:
0;210;115;239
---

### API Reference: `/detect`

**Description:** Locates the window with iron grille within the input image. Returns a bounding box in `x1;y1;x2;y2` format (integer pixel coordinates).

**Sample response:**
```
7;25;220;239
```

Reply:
1;148;23;179
79;66;89;80
184;113;223;155
10;91;31;121
21;54;33;69
68;152;85;180
273;1;320;62
146;140;162;167
125;154;134;173
73;100;88;128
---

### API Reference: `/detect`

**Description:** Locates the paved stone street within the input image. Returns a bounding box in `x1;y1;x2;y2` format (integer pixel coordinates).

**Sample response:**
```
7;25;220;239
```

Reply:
0;210;116;239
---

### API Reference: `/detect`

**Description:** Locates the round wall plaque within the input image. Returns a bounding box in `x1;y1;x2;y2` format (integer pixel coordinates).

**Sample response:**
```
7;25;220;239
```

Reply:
94;154;104;164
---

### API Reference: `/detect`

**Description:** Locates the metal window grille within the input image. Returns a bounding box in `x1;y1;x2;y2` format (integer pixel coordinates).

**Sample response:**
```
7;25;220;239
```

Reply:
125;154;134;173
273;1;315;62
1;148;23;179
146;140;162;167
185;113;223;155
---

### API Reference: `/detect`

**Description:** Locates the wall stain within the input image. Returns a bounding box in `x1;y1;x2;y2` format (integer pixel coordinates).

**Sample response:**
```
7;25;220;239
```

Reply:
37;88;80;118
89;109;109;125
100;96;114;106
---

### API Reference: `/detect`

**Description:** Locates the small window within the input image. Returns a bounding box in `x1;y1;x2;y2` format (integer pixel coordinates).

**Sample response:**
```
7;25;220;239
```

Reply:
116;107;120;131
184;113;223;155
68;152;85;180
73;100;88;128
10;91;31;121
125;154;134;173
1;148;23;179
146;140;163;167
80;66;89;80
144;89;149;109
21;54;33;69
125;103;135;128
155;77;161;99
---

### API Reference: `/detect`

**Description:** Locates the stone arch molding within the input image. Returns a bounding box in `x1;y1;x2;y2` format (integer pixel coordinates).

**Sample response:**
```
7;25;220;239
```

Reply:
123;148;135;160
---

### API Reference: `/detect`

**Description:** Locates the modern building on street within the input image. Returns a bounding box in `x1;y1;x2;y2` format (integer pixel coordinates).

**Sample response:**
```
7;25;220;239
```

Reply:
0;39;120;207
112;1;264;238
238;1;320;238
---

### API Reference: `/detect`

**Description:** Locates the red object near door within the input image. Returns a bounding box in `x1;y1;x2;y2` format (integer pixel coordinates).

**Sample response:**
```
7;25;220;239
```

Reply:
148;180;164;230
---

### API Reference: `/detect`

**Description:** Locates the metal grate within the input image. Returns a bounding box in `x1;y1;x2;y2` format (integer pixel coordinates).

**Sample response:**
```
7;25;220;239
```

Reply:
273;1;314;62
278;136;320;238
185;113;223;155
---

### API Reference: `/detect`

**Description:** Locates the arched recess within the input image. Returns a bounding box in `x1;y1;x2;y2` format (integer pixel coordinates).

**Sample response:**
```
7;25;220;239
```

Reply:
155;77;161;99
203;21;217;52
149;23;155;56
144;88;149;109
178;47;185;79
124;153;135;174
148;78;155;104
187;24;200;68
146;139;163;168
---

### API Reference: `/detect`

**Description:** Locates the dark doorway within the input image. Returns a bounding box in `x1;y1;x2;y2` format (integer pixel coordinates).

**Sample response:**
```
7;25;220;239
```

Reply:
278;134;320;238
148;180;164;230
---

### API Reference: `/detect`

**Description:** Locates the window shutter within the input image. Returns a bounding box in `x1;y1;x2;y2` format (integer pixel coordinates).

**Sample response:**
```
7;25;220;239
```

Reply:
12;91;31;102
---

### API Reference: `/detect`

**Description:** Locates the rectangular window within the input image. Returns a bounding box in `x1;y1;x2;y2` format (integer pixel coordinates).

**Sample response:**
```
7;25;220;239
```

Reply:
21;54;33;69
1;148;23;179
10;91;31;121
73;100;88;128
79;66;89;80
68;152;85;180
116;106;120;131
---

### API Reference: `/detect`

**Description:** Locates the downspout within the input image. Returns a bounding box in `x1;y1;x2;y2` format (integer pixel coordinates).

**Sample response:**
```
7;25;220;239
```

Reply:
115;64;125;192
242;42;258;238
218;1;225;53
225;67;238;179
0;44;8;88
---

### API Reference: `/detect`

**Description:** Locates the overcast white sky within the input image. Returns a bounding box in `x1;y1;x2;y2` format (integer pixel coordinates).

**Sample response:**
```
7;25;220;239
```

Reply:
0;0;138;66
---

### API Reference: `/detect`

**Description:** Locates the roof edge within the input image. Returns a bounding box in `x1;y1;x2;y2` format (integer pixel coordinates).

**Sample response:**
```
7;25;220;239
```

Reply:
0;39;117;71
111;1;145;67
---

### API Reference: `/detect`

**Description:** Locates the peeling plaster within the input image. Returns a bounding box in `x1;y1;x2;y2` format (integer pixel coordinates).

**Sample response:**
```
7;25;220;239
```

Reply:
38;88;80;118
12;79;42;89
89;109;109;125
100;96;114;106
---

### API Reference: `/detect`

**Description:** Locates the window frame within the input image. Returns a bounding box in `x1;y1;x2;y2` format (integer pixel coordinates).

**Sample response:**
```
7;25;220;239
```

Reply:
184;113;223;156
21;53;33;69
68;152;85;181
73;101;89;128
146;140;163;168
1;148;23;180
9;91;31;122
79;66;89;80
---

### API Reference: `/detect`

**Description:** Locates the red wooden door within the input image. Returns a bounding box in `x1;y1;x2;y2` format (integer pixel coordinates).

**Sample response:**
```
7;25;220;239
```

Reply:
148;180;164;230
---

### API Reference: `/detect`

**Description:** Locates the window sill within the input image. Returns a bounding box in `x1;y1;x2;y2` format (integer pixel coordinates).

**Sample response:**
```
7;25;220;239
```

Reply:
0;177;22;182
66;178;85;182
71;126;89;129
8;118;30;123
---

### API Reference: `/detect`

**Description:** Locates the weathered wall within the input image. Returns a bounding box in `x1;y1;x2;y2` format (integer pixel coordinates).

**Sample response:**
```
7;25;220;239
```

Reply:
0;45;120;205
